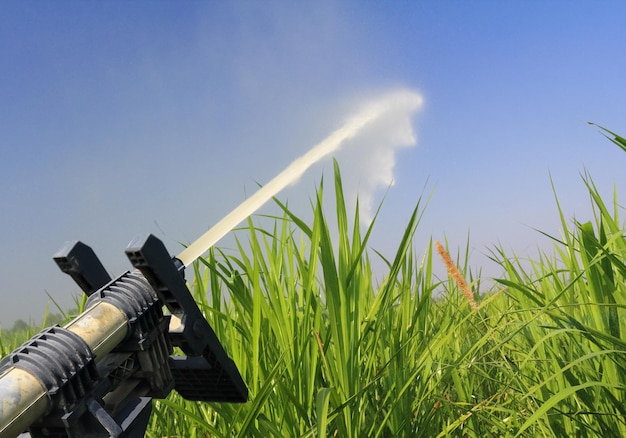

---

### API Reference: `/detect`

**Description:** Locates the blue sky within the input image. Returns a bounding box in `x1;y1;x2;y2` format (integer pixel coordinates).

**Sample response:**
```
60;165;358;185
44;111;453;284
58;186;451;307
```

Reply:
1;2;626;327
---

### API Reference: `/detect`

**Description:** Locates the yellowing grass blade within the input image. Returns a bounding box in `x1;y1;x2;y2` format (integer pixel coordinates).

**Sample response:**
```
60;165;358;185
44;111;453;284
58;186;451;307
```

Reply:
176;90;423;267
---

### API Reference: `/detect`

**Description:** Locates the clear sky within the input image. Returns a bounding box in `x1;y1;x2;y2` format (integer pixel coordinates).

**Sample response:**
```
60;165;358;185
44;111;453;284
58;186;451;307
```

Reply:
1;1;626;327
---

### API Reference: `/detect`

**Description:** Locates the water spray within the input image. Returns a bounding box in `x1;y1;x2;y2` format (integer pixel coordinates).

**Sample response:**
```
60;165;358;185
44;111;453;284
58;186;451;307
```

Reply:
177;89;423;266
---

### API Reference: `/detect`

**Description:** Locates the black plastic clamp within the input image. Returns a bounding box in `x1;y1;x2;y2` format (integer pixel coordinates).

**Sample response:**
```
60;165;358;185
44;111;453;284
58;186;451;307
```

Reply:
53;241;112;296
0;326;102;436
125;234;248;402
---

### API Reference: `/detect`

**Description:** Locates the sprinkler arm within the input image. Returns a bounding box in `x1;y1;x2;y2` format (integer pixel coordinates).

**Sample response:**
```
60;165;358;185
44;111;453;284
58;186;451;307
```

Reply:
0;236;247;438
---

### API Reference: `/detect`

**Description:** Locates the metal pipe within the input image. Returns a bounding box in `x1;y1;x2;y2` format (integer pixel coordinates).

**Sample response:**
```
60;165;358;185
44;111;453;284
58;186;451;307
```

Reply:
0;367;48;438
64;301;129;360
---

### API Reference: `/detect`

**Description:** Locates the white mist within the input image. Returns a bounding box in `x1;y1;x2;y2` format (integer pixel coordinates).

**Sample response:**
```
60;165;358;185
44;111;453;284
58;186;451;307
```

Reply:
177;89;423;266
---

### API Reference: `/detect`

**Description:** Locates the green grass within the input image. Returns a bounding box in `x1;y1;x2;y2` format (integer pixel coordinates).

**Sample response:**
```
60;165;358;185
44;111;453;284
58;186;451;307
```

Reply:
148;150;625;436
3;130;626;437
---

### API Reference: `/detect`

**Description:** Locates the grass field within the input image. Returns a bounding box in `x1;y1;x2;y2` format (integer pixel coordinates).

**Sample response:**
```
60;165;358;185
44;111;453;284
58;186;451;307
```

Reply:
2;128;626;437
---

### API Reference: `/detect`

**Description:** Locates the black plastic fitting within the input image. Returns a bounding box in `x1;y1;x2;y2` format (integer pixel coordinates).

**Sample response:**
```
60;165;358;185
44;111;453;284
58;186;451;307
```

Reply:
0;326;98;416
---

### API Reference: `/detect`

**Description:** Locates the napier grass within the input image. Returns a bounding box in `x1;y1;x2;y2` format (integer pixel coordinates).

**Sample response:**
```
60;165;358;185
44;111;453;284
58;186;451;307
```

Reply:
3;130;626;437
